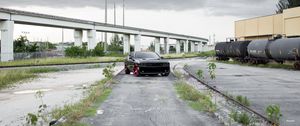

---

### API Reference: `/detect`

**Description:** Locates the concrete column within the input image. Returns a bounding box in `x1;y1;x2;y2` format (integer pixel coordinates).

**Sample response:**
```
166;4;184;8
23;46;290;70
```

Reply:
123;34;130;54
134;34;141;52
176;40;181;54
104;32;107;52
202;44;207;52
191;41;195;52
197;42;202;52
87;29;97;50
164;37;170;54
154;37;160;54
184;40;189;53
74;29;83;46
0;21;14;62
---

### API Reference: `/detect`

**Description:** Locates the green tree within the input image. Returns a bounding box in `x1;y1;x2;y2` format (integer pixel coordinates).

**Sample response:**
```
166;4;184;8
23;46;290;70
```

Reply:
148;42;155;51
14;36;29;53
93;42;105;56
108;34;123;52
276;0;300;13
27;43;39;52
13;36;39;53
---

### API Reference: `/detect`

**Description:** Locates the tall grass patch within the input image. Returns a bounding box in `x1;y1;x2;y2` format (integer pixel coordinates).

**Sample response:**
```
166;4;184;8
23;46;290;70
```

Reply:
175;80;216;112
0;70;36;89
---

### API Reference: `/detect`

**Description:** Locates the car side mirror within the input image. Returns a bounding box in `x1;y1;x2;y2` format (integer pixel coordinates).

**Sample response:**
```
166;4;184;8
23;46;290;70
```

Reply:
129;56;133;60
160;56;164;59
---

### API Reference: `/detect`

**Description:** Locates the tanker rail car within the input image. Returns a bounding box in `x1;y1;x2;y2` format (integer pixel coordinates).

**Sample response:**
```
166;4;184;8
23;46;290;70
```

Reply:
215;38;300;69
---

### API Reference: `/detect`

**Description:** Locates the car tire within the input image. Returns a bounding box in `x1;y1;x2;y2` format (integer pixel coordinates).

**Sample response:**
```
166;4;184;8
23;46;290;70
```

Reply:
125;67;130;74
133;67;140;77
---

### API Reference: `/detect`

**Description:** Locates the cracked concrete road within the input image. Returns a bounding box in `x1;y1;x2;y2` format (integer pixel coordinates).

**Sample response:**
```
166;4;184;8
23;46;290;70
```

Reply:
185;59;300;126
83;71;223;126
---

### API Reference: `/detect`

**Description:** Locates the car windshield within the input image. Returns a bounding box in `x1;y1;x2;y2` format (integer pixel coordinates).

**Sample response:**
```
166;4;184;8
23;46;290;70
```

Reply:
135;52;160;59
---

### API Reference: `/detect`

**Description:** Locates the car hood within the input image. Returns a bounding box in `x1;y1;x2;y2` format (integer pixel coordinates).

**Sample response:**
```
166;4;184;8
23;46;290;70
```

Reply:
135;58;169;64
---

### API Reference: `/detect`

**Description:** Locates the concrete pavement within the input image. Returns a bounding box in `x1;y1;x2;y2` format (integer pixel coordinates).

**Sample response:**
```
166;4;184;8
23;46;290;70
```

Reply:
83;72;223;126
185;60;300;126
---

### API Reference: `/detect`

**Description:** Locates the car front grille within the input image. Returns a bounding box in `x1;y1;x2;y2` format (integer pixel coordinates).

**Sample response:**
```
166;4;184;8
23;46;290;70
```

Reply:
140;63;168;67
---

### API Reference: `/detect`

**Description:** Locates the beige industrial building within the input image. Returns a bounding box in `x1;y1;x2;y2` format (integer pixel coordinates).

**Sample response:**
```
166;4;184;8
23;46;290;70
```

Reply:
235;7;300;41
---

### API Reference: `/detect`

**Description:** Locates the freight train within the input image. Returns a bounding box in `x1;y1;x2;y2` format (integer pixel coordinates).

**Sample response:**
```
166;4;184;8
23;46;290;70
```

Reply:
215;37;300;69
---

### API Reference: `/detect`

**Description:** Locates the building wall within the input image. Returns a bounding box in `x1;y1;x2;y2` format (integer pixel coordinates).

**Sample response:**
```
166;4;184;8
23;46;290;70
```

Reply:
235;7;300;40
284;7;300;37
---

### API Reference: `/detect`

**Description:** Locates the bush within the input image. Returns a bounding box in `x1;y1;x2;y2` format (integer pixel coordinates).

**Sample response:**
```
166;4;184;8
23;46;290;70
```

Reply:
65;46;86;57
93;43;105;56
65;43;105;57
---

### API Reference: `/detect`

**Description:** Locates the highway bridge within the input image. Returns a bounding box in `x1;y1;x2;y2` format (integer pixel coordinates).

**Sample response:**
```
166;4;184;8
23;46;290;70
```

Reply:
0;8;208;61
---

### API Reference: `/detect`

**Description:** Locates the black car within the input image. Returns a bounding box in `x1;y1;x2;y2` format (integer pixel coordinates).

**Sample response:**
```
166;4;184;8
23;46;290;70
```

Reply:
124;51;170;76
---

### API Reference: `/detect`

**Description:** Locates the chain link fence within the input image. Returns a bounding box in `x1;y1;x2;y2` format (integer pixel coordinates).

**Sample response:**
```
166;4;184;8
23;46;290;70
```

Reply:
0;51;65;61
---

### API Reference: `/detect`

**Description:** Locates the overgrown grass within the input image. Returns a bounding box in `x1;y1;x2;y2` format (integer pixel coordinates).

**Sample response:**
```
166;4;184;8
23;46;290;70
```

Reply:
0;70;36;89
0;67;62;90
235;95;251;107
51;77;113;125
0;51;215;67
230;111;252;125
175;80;216;113
215;60;294;70
162;50;215;59
0;57;124;67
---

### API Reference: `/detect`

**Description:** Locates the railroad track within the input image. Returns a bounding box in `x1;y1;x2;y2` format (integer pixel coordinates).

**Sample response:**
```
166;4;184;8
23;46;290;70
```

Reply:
0;61;123;69
183;66;276;126
0;57;203;69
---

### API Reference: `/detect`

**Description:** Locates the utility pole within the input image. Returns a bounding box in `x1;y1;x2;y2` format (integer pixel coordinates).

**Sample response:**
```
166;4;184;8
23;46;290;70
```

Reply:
104;0;108;52
61;29;63;43
114;2;116;26
123;0;125;26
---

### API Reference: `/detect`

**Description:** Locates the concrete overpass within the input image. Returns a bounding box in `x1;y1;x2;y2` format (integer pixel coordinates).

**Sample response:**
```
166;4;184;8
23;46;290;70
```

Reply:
0;8;208;61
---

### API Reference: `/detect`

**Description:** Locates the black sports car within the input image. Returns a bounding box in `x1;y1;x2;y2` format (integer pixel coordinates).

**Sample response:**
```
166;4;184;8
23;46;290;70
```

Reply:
124;51;170;76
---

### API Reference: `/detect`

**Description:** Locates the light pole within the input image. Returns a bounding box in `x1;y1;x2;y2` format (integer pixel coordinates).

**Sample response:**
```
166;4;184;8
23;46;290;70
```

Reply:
104;0;108;52
123;0;125;27
61;28;64;43
114;2;116;26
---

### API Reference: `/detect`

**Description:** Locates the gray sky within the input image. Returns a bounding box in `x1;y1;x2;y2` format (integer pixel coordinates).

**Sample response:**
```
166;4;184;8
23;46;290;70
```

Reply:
0;0;278;47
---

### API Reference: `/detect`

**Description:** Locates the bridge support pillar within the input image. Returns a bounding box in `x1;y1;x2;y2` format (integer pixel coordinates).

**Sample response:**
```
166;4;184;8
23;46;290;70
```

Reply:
0;21;14;62
198;42;203;52
74;29;83;46
134;34;141;52
176;40;181;54
154;37;160;54
191;42;195;52
87;29;97;50
184;40;189;53
123;34;130;54
164;37;169;54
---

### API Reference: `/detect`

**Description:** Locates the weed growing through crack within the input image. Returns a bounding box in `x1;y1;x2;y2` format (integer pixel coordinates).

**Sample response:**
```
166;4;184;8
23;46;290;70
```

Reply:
196;69;204;79
230;111;254;125
265;104;282;125
208;62;216;80
236;95;251;107
26;90;49;125
175;80;216;113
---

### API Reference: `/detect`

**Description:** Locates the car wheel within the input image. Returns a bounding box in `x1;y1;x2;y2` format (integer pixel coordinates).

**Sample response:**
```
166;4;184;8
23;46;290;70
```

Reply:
133;67;140;77
125;67;130;74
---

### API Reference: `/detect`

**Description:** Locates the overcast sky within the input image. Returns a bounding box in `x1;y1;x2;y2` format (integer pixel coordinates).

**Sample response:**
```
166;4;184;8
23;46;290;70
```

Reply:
0;0;278;47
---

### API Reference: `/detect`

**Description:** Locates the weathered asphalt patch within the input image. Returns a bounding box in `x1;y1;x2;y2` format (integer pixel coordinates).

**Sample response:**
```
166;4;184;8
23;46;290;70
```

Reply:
82;73;223;126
